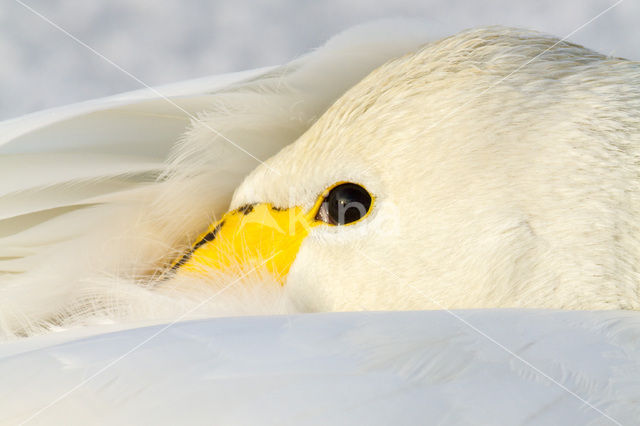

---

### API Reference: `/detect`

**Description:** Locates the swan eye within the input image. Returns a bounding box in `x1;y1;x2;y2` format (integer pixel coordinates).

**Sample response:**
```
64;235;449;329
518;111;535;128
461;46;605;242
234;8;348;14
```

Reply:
315;183;372;225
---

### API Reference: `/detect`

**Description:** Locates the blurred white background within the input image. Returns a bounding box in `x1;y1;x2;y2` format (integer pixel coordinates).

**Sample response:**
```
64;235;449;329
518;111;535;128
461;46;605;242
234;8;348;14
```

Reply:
1;0;638;120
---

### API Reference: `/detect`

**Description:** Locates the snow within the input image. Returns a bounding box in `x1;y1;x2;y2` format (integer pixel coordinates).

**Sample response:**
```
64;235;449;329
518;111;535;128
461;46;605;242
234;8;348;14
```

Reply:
2;0;639;120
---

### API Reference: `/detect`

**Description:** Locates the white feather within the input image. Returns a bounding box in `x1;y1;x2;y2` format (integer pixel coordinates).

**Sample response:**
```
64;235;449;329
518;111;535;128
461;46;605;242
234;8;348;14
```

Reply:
0;310;638;425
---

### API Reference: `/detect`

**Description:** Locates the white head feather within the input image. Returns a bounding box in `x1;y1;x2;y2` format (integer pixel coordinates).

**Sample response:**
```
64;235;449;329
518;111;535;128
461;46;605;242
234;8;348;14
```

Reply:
232;26;640;311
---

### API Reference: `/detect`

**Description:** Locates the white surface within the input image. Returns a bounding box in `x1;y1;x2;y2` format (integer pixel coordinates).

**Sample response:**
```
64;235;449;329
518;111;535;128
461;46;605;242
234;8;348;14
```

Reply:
1;310;639;425
2;0;639;120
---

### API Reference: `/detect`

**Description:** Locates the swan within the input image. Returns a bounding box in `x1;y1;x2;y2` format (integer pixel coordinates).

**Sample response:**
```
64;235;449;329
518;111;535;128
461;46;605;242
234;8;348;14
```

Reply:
0;21;639;424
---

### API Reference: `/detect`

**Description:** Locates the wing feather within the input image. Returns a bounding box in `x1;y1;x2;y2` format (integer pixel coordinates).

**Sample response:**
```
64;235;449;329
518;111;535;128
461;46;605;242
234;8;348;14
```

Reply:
1;311;638;424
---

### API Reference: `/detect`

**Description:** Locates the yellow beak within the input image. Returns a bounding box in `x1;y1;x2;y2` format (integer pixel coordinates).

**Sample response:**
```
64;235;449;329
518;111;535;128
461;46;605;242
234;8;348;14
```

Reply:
171;202;320;284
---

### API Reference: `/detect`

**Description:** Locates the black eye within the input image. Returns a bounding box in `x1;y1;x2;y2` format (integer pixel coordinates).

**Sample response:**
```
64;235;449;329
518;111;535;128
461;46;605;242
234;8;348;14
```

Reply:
315;183;372;225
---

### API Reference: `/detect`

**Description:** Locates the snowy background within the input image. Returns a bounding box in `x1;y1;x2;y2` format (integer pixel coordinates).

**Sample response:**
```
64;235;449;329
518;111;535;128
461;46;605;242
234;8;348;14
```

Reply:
1;0;638;121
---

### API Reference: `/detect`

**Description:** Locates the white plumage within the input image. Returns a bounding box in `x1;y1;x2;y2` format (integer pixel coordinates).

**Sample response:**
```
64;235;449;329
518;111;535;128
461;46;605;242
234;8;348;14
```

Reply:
2;311;640;424
1;20;640;424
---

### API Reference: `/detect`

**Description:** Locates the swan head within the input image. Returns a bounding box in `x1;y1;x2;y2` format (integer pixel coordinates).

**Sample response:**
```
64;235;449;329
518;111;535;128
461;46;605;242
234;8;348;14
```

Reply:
170;27;640;311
